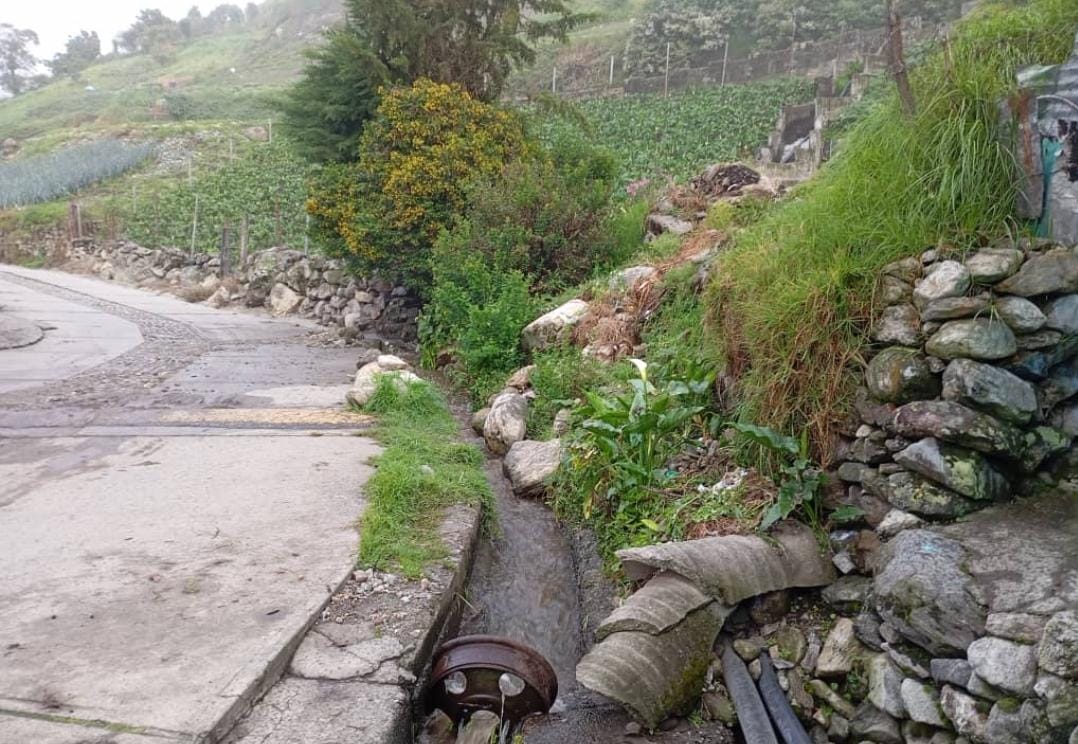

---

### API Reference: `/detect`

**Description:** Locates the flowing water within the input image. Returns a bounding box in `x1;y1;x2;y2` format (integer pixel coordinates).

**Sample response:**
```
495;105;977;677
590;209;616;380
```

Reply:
459;454;585;694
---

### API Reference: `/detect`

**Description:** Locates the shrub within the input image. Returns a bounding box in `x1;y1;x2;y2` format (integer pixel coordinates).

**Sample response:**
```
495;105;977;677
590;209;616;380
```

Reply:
307;79;531;290
527;347;614;438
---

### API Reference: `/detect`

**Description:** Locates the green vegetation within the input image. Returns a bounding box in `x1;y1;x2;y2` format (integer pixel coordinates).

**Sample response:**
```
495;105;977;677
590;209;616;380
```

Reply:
356;376;492;577
0;140;153;208
121;139;309;253
709;0;1078;465
540;79;813;185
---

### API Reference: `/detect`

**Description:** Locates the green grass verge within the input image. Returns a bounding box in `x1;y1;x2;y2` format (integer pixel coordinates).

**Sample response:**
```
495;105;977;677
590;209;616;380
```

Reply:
708;0;1078;465
356;376;492;578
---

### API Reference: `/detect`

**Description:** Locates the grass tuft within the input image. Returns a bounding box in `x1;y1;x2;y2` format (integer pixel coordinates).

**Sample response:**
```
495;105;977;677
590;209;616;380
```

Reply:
357;376;492;577
708;0;1078;465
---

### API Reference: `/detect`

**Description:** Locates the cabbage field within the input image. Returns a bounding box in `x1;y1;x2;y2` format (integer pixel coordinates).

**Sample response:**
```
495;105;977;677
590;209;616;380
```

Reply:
0;140;155;208
540;78;814;185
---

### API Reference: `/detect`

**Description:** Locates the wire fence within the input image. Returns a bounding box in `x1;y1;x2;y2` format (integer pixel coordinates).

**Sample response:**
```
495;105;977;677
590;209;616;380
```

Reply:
523;16;950;101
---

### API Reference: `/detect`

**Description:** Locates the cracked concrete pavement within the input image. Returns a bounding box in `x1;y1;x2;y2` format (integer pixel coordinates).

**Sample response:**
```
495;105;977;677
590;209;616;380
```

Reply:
0;267;382;743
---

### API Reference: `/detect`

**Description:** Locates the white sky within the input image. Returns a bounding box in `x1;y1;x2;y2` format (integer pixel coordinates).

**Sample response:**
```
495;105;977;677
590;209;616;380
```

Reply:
2;1;205;60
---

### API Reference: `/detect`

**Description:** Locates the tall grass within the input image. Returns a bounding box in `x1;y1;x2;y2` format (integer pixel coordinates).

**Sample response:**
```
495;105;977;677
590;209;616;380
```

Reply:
0;140;154;208
709;0;1078;465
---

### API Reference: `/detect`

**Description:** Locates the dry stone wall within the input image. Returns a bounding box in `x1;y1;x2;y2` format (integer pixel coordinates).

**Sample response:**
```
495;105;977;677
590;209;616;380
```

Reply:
830;238;1078;744
64;241;421;342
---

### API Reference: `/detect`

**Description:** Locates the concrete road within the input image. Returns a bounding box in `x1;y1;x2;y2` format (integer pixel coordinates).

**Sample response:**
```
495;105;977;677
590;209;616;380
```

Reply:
0;267;380;743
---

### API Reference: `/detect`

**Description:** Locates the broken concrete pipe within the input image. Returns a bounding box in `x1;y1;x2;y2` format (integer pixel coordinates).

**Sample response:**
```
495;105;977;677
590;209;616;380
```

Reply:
424;635;558;734
576;523;834;730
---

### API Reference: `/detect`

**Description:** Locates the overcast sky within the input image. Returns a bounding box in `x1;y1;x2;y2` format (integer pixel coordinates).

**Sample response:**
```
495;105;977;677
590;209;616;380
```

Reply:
3;1;203;60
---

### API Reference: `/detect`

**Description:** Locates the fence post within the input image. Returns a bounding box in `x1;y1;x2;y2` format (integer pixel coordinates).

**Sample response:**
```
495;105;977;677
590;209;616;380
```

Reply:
189;194;200;257
552;65;557;94
664;42;671;97
721;39;729;87
609;55;615;86
240;214;249;268
219;222;232;277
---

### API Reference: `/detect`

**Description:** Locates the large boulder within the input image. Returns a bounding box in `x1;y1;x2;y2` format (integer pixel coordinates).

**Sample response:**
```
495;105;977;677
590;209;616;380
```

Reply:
483;392;529;456
921;295;989;322
893;438;1010;501
995;247;1078;296
926;319;1017;361
874;530;987;656
268;283;303;316
503;439;563;497
646;213;694;237
892;400;1027;459
867;654;908;718
875;304;922;346
609;265;660;291
940;685;989;741
522;300;590;353
900;679;949;728
941;359;1038;424
866;348;941;404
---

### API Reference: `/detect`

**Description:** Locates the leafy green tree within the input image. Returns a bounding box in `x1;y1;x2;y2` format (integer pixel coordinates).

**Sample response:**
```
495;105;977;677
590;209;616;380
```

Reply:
48;31;101;79
178;7;204;39
205;4;246;31
0;24;39;96
117;9;181;62
283;0;587;162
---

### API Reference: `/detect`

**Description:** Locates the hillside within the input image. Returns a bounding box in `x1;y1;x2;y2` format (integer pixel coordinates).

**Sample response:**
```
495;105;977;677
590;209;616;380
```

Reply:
0;0;341;143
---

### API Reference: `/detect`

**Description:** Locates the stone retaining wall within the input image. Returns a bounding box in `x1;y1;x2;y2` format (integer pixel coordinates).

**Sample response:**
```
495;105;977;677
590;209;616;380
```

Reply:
65;241;421;343
831;238;1078;743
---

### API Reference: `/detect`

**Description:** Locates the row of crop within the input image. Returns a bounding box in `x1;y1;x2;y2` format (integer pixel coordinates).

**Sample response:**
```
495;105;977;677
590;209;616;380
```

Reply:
0;140;155;209
538;79;814;185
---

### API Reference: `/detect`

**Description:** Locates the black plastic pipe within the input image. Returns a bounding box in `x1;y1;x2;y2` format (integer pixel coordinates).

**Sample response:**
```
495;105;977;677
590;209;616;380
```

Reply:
720;640;779;744
756;651;813;744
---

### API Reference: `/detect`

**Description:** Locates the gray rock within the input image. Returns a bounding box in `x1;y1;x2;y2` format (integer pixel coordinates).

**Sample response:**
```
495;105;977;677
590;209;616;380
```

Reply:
809;678;858;718
646;213;693;237
1042;359;1078;410
1045;295;1078;334
817;618;863;678
995;247;1078;297
902;721;957;744
967;672;1006;701
893;439;1009;501
1035;673;1078;729
984;613;1048;644
893;401;1027;460
471;408;490;435
926;319;1018;362
483;392;529;456
552;408;573;437
848;437;892;465
876;304;922;346
986;701;1030;744
882;275;914;304
521;299;590;353
866;348;942;404
1016;330;1063;351
885;642;932;680
868;654;909;718
878;509;925;538
504;365;536;391
1051;404;1078;438
1040;612;1078;679
268;283;303;316
932;659;973;689
503;440;562;497
610;265;660;291
940;686;990;742
864;470;978;518
886;256;924;283
966;248;1024;284
1020;700;1068;744
840;462;872;482
1006;336;1078;381
942;359;1038;425
829;714;852;742
915;261;972;309
702;690;736;724
923;296;991;322
902;678;950;728
967;637;1038;697
823;576;875;615
346;361;422;407
856;609;887;651
851;702;903;744
874;531;986;656
996;296;1048;333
